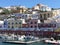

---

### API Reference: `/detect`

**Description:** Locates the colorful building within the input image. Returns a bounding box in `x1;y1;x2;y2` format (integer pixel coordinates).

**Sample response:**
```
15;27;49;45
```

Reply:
38;23;56;31
26;19;38;28
52;8;60;17
33;4;51;11
4;18;22;29
39;11;52;23
19;6;27;14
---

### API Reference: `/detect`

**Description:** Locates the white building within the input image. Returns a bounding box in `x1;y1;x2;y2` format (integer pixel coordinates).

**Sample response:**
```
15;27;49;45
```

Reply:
0;9;3;13
0;21;4;29
33;4;51;11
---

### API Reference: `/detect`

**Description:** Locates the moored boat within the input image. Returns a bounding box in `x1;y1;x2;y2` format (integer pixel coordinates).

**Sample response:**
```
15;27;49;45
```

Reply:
2;35;40;44
44;37;60;44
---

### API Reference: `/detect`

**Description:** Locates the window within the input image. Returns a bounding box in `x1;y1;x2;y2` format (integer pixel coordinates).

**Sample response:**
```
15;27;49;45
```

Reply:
25;15;27;18
19;22;21;24
31;26;33;28
16;26;17;27
22;15;24;18
40;14;42;18
35;26;37;28
12;26;14;28
48;13;50;17
8;26;10;28
15;22;18;24
31;22;33;24
12;22;14;24
19;26;21;28
8;22;10;24
35;22;37;24
44;14;46;20
44;14;46;15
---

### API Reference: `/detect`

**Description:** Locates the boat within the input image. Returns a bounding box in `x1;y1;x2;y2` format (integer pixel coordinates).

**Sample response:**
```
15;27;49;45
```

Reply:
44;37;60;44
2;35;39;44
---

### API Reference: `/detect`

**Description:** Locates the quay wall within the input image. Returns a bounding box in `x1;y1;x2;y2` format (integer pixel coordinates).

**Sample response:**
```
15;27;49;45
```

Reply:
0;30;59;37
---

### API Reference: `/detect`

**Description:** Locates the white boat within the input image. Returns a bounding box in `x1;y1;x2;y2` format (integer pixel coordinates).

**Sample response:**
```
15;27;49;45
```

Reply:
44;37;60;44
2;35;39;44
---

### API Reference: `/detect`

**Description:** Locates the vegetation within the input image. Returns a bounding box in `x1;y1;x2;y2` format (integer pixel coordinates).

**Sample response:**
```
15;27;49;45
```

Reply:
3;9;11;14
0;7;3;9
54;28;60;32
0;9;13;14
0;6;20;15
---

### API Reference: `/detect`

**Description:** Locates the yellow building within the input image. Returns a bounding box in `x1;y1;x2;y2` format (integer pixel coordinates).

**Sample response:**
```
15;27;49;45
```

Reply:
7;18;22;29
20;6;27;14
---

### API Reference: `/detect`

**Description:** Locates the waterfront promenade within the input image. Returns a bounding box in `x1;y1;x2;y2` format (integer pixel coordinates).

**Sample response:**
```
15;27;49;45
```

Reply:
0;30;59;37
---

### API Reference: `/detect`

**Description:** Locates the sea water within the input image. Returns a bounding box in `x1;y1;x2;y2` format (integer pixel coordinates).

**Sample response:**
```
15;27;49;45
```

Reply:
0;42;58;45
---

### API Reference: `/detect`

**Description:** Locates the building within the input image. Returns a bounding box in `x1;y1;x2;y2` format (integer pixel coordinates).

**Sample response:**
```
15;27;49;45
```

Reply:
38;23;56;31
33;4;51;11
30;4;52;23
0;21;4;28
13;13;32;19
22;24;28;28
26;19;38;29
39;11;52;23
4;6;27;14
4;18;23;29
31;14;39;19
19;6;27;14
4;6;17;11
37;18;58;31
52;8;60;17
0;9;3;13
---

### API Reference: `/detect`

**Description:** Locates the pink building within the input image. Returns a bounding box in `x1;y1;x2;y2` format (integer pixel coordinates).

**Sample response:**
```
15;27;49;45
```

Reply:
26;19;38;28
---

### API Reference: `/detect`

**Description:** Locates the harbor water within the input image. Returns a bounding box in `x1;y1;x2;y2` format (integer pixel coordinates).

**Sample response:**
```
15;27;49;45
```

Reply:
0;41;58;45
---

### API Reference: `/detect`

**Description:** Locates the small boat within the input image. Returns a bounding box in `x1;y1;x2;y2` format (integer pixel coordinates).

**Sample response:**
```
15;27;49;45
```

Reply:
44;37;60;44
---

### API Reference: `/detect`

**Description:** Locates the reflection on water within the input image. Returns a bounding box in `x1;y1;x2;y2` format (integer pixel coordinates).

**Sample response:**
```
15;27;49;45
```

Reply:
0;42;59;45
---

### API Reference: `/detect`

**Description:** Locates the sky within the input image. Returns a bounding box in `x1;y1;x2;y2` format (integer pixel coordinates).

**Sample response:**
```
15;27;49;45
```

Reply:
0;0;60;8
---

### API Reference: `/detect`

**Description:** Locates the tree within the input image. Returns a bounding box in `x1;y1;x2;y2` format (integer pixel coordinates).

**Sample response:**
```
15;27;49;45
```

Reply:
16;7;20;10
2;9;12;14
0;7;3;9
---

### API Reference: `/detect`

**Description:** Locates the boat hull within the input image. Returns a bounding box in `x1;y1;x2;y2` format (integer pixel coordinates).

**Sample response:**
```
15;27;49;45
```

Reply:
44;40;60;44
2;41;27;44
